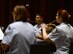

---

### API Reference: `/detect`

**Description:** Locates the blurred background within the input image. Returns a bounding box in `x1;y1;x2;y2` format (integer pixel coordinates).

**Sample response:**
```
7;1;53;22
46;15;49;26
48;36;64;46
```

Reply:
0;0;73;29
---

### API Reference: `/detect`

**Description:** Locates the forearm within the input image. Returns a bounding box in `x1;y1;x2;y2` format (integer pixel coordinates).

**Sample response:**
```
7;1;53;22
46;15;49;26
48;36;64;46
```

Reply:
42;28;49;40
42;28;55;44
36;33;44;40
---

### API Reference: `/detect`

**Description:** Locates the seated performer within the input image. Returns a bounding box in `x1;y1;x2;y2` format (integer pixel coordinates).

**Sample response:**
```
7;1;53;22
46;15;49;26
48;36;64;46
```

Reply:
33;13;56;54
41;10;72;54
1;5;36;54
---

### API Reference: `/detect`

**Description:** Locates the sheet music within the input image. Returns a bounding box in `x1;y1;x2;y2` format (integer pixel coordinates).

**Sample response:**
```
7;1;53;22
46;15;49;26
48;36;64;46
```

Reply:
0;28;4;40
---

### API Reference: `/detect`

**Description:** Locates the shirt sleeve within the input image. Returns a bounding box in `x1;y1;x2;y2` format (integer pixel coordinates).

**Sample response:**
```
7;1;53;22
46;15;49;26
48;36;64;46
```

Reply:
48;28;68;47
34;27;42;37
2;26;18;45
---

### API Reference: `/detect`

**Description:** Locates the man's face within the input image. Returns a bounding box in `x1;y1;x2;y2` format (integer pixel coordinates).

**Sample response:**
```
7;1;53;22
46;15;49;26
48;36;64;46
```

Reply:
35;15;43;24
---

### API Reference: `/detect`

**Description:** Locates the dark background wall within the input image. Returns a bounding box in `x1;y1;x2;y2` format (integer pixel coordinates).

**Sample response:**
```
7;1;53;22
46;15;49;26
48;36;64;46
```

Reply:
0;0;73;28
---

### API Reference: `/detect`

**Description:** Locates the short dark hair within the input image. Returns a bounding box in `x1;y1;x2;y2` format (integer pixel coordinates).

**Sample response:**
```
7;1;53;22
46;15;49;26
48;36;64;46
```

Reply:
36;13;43;19
36;13;42;16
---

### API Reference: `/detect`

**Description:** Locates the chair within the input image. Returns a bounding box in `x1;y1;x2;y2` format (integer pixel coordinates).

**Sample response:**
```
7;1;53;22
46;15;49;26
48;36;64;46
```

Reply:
30;41;56;54
69;42;73;54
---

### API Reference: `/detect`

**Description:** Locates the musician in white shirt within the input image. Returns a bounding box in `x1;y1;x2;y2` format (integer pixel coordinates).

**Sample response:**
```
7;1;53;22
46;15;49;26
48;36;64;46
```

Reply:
1;5;35;54
41;10;73;54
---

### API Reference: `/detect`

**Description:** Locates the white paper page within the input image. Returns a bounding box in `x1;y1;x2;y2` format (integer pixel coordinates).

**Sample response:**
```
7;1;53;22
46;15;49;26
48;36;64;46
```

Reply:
0;28;4;40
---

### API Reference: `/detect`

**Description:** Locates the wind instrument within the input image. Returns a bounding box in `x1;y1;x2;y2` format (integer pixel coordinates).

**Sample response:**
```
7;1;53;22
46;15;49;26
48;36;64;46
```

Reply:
46;20;56;33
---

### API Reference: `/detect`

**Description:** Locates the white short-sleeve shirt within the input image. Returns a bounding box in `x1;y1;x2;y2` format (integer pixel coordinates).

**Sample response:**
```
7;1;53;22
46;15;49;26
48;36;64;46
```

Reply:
2;21;36;54
48;23;71;54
